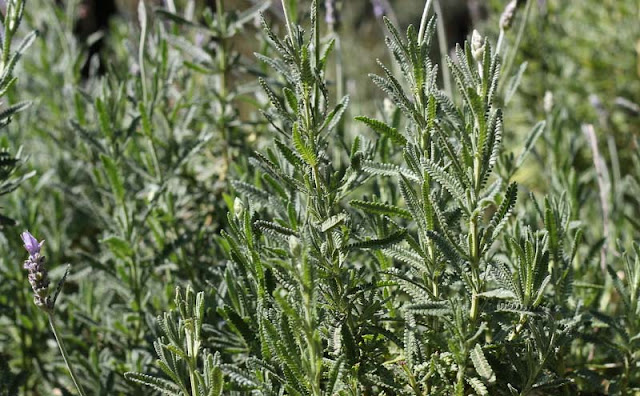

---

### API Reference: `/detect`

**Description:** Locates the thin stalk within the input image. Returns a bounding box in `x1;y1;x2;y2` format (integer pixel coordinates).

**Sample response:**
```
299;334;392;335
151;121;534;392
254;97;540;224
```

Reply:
137;6;161;182
281;0;296;47
417;0;434;45
333;30;345;164
301;273;322;396
499;0;533;92
189;369;198;396
583;124;610;273
507;313;527;341
19;272;29;395
496;29;505;56
48;314;87;396
138;1;148;105
189;357;198;396
217;0;231;172
184;325;199;396
622;354;631;395
131;256;144;343
1;0;13;68
330;28;343;105
469;216;480;322
313;0;320;125
433;0;452;98
400;363;421;396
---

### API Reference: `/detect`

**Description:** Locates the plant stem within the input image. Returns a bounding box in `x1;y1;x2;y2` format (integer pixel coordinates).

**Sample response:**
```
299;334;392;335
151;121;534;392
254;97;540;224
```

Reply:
507;313;527;341
48;314;87;396
217;0;231;173
281;0;296;47
433;0;452;98
1;0;13;69
417;0;434;45
469;215;481;322
138;0;148;105
499;0;533;92
496;29;505;56
190;367;198;396
334;34;343;103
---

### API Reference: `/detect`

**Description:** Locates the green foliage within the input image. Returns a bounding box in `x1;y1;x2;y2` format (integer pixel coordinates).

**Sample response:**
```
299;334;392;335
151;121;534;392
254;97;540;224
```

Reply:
0;0;34;226
2;0;640;395
125;286;225;396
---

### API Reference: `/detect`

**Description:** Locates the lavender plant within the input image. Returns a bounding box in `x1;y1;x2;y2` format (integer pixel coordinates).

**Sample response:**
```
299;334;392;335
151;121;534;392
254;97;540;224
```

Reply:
4;0;640;395
127;0;582;394
351;5;581;392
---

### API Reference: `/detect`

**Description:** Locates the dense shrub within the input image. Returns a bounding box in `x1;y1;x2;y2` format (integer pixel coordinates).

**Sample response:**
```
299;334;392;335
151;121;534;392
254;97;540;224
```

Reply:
1;0;639;395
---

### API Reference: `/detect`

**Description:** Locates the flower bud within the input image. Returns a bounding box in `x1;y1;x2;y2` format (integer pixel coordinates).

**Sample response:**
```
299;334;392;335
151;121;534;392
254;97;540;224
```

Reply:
233;197;245;218
371;0;385;17
289;235;302;257
543;91;553;113
500;0;518;31
471;30;485;62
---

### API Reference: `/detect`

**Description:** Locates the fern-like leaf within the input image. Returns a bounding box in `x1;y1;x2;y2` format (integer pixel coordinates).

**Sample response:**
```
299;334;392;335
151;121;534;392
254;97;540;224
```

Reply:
351;199;411;219
470;344;495;383
355;116;407;146
423;159;465;202
467;377;489;395
124;372;183;395
361;160;419;182
345;230;406;251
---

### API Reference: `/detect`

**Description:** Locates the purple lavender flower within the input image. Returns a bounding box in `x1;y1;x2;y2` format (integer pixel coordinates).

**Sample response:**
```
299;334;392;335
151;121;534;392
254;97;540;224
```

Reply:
21;231;51;311
21;230;43;257
325;0;339;27
371;0;385;18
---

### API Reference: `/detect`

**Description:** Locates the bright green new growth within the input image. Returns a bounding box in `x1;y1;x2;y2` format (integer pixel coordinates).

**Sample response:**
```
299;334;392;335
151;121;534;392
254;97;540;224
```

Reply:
125;286;224;396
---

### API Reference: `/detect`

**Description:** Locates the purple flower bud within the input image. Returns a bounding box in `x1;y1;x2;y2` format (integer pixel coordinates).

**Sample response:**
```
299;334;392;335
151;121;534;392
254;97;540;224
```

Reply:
500;0;518;31
371;0;385;17
21;230;44;257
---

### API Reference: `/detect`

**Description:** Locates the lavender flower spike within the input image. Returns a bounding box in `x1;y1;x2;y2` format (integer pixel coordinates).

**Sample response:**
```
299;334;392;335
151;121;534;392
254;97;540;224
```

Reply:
21;230;51;311
21;230;44;257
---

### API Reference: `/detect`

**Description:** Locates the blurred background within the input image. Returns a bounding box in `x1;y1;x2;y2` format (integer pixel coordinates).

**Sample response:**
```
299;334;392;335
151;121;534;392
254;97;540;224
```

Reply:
46;0;640;170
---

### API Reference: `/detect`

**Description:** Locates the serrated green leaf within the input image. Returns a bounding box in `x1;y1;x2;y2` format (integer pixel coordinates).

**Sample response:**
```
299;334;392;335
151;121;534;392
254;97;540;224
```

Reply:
487;182;517;242
320;213;347;232
345;230;406;251
351;199;411;219
467;377;489;395
100;154;125;204
361;160;419;182
423;158;465;202
470;344;495;383
515;121;545;169
505;62;528;105
124;372;182;395
355;116;407;146
292;122;317;166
